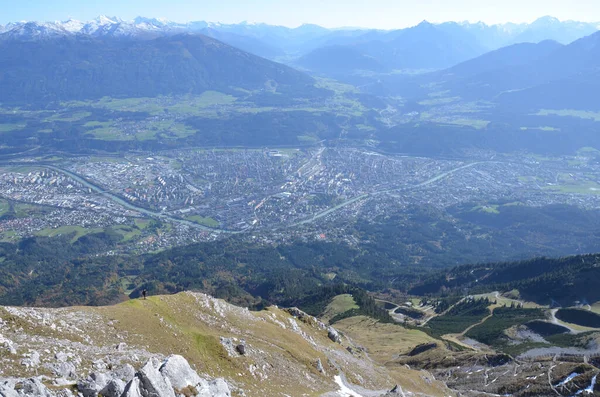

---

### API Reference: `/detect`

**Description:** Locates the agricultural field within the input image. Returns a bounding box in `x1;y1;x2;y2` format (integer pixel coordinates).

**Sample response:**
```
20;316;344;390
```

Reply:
536;109;600;122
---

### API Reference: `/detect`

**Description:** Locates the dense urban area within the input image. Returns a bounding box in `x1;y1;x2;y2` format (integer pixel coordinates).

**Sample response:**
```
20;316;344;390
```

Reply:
1;146;599;253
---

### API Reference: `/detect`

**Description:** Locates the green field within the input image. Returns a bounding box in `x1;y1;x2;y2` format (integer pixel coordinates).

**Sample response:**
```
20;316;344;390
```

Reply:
85;127;134;141
86;119;197;141
0;124;25;133
0;200;9;217
520;126;560;131
418;97;461;106
67;92;237;117
473;205;500;214
536;109;600;121
185;215;219;228
46;110;91;122
321;294;359;323
111;225;142;242
0;230;17;242
35;225;103;242
544;181;600;195
133;218;151;229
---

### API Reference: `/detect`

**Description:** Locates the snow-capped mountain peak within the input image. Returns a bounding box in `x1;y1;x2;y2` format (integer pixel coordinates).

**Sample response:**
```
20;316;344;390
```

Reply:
0;21;68;40
96;15;121;25
59;18;84;33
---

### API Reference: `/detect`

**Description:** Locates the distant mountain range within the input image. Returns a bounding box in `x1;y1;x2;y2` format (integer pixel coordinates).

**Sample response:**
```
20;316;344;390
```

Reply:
1;15;599;111
296;17;600;74
420;30;600;110
1;16;598;63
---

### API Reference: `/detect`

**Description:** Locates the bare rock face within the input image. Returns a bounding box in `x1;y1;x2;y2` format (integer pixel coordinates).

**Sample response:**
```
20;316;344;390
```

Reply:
0;355;232;397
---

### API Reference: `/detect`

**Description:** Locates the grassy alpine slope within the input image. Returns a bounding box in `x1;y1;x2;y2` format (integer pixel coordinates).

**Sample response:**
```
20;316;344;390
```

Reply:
0;291;452;397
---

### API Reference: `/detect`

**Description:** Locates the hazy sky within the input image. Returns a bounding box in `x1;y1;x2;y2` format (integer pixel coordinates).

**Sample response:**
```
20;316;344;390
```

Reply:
2;0;599;28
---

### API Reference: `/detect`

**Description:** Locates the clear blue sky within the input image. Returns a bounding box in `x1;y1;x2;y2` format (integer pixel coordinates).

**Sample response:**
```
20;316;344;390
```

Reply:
1;0;599;28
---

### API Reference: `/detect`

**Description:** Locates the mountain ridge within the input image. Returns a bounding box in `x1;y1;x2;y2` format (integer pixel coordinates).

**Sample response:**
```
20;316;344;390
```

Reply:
0;33;319;105
0;291;450;396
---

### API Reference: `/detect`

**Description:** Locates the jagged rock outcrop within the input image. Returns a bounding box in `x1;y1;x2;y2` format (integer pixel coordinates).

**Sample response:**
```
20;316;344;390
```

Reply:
0;378;55;397
380;384;406;396
327;327;342;343
0;355;231;397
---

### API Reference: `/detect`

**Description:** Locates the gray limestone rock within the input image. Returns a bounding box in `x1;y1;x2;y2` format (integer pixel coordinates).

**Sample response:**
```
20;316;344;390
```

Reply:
122;378;143;397
0;379;20;397
49;361;77;379
327;327;341;343
21;351;41;368
99;378;126;397
137;358;176;397
2;355;232;397
315;358;325;373
0;335;17;355
54;352;69;363
77;372;111;397
219;337;238;357
196;378;231;397
112;364;136;382
158;355;202;390
20;378;53;397
380;385;406;396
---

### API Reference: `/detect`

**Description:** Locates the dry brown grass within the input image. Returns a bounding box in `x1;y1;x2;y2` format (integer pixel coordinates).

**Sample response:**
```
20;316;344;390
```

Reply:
334;316;455;397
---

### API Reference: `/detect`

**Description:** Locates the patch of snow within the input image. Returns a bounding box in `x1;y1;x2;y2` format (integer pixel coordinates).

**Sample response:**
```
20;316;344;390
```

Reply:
334;375;363;397
556;372;580;387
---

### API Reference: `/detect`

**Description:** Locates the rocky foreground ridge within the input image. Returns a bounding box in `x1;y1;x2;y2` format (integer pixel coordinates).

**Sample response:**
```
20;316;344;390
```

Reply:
1;354;230;397
0;292;450;397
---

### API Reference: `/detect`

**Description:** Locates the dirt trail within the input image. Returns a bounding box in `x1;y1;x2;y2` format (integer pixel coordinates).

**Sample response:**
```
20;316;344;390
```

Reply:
440;308;495;351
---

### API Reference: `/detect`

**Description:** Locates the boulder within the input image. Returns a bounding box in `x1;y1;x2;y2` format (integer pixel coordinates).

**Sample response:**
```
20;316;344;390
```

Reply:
137;358;176;397
49;361;78;379
218;337;238;357
99;378;126;397
327;327;341;343
158;355;202;390
196;378;231;397
235;344;246;356
20;378;53;397
112;364;136;382
21;351;41;368
0;379;19;397
315;358;325;374
77;372;111;397
0;335;17;355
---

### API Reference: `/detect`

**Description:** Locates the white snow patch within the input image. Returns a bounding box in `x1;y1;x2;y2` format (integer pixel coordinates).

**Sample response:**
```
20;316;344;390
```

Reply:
334;375;363;397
